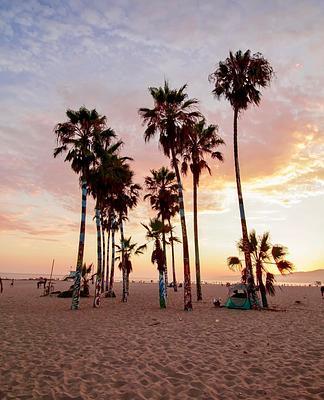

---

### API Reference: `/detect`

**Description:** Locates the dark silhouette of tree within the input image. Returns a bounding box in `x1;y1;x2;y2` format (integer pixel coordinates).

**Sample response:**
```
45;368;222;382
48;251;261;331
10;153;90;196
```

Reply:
144;167;179;292
54;107;107;310
139;81;201;311
228;230;294;307
209;50;273;305
182;119;224;301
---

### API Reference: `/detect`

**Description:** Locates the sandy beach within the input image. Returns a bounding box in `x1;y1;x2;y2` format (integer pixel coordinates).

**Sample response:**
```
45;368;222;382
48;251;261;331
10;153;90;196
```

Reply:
0;280;323;400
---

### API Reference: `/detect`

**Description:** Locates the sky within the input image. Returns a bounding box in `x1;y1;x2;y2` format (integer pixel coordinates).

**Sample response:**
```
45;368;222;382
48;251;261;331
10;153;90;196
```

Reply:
0;0;323;281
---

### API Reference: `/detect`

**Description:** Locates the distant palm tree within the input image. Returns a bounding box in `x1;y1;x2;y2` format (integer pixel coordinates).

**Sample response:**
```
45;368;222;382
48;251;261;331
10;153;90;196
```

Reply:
228;230;294;308
167;223;181;292
144;167;179;293
81;263;93;297
182;119;224;301
139;81;201;311
54;107;107;310
142;218;167;308
209;50;273;305
107;212;119;298
114;177;141;302
116;237;146;296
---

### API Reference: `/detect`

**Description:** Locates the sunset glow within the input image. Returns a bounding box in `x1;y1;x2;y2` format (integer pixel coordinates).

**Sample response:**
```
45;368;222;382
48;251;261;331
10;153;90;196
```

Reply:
0;0;323;280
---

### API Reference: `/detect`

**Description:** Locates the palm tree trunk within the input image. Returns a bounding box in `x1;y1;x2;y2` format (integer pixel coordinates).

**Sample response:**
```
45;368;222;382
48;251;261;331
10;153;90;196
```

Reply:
159;269;166;308
162;215;168;297
108;217;116;297
94;206;102;308
193;173;202;301
171;148;192;311
256;262;268;308
105;226;111;293
71;179;87;310
126;272;130;295
233;108;257;307
101;212;105;294
168;218;177;292
120;216;127;302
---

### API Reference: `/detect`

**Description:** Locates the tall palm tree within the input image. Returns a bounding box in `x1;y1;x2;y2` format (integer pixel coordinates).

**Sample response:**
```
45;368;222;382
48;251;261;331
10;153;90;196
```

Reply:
116;237;146;296
209;50;273;305
182;119;224;301
142;218;167;308
144;167;179;294
54;107;107;310
228;230;294;308
139;81;201;311
87;135;126;308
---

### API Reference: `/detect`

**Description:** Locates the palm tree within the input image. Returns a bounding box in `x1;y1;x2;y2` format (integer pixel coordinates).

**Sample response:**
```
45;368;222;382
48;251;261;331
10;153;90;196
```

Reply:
87;135;125;308
107;212;119;298
142;218;167;308
114;175;141;302
167;223;181;292
81;263;93;297
54;107;107;310
116;237;146;296
209;50;273;305
139;81;201;311
182;119;224;301
228;230;294;308
144;167;179;294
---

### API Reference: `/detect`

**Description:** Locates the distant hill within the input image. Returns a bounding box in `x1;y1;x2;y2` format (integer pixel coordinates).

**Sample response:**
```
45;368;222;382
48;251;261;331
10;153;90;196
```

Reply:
274;269;324;284
213;269;324;285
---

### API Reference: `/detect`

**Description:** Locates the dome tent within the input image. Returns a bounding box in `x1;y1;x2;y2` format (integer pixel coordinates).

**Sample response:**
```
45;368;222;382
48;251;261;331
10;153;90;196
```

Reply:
224;283;251;310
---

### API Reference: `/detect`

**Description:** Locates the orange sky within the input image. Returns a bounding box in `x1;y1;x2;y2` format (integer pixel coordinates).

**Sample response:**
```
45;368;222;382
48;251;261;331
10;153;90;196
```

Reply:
0;0;323;280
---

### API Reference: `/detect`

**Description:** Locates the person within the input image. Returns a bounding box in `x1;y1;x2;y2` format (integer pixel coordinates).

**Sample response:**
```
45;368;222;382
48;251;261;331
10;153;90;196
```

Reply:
321;286;324;298
0;277;3;293
213;297;221;307
11;278;14;286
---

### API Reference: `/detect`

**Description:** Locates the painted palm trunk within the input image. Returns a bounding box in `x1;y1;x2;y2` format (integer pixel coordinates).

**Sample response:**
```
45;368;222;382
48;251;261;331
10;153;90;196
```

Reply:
193;177;202;301
94;208;102;308
71;180;87;310
233;109;257;307
168;219;177;292
172;149;192;311
108;222;116;297
159;270;166;308
162;217;168;297
101;213;106;294
120;219;127;302
105;227;111;293
256;263;268;308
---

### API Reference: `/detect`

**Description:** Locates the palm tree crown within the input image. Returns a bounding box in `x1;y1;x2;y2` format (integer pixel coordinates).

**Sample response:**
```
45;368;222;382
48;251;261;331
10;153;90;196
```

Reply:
144;167;179;220
208;50;274;112
54;107;108;179
139;81;201;157
181;119;225;185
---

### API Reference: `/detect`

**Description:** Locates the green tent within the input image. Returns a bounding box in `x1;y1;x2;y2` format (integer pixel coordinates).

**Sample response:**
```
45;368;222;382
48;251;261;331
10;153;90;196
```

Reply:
224;283;251;310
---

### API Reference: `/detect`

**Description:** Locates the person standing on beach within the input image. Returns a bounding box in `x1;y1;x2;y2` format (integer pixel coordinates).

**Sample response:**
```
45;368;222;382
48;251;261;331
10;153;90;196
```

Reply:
0;277;3;293
11;278;14;286
321;286;324;298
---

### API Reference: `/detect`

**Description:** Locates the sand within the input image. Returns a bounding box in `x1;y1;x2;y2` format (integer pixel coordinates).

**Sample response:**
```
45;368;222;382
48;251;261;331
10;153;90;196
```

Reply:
0;280;323;400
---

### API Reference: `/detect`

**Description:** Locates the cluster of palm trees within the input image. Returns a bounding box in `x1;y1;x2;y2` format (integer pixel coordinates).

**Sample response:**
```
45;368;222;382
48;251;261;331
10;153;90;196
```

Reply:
54;49;285;311
54;107;142;309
